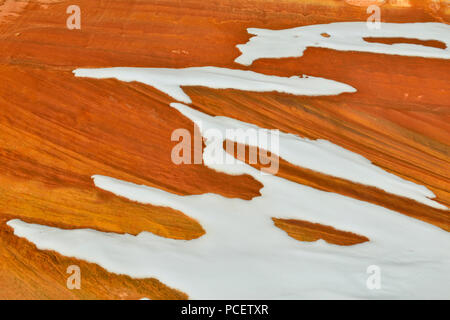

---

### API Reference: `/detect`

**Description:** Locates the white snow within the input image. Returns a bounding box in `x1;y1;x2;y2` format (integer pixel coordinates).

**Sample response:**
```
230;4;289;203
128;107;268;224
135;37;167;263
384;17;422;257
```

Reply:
7;165;450;299
235;22;450;65
73;66;356;104
8;22;450;299
7;103;450;299
73;65;445;208
170;102;445;209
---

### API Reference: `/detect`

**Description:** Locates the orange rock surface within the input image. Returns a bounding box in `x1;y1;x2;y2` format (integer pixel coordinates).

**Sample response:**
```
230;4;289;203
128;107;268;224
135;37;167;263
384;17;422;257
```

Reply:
0;0;449;299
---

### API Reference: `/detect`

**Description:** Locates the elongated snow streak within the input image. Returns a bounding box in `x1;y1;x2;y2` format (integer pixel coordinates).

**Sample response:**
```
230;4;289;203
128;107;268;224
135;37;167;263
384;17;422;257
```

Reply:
235;22;450;65
169;102;445;210
73;66;356;104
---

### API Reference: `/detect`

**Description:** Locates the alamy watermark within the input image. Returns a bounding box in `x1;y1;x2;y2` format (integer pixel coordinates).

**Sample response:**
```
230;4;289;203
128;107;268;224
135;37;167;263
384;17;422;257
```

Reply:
366;265;381;290
366;1;442;30
366;5;381;30
171;123;280;175
66;265;81;289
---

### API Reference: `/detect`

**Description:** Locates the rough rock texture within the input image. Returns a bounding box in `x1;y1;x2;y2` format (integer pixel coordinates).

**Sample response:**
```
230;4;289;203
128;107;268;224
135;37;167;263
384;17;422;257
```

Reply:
0;0;449;299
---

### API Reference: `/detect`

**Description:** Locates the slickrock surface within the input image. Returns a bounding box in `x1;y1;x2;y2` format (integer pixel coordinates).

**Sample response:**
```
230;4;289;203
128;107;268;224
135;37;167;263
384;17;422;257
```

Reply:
0;0;449;299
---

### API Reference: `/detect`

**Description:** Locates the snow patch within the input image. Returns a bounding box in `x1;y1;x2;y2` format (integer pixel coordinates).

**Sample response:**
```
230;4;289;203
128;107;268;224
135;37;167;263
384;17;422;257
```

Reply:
235;22;450;66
